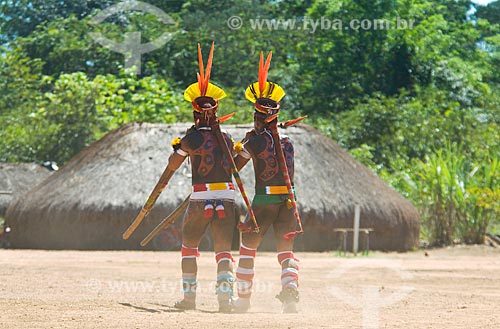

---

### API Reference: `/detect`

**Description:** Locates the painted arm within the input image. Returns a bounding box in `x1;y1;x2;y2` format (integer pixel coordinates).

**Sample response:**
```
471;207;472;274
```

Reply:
235;154;250;171
234;136;252;171
167;150;187;171
122;144;188;240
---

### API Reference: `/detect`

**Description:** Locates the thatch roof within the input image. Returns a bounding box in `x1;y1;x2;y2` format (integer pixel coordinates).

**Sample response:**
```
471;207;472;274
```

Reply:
6;123;419;251
0;163;52;217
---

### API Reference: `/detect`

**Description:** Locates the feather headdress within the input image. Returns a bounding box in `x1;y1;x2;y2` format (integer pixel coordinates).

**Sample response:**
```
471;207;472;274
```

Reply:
245;51;285;113
184;42;226;112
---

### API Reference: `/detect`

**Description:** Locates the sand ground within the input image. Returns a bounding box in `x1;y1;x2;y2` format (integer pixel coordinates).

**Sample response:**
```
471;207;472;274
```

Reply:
0;246;499;328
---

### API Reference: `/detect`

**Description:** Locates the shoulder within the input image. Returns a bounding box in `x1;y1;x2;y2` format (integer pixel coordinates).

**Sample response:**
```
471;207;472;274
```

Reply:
280;134;294;151
244;130;267;153
280;134;293;143
182;128;199;142
221;130;233;140
185;125;196;134
244;130;257;141
181;128;204;151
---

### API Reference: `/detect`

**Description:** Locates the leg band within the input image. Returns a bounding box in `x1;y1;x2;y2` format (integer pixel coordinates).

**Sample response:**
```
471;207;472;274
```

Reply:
236;267;254;298
277;251;299;267
239;244;257;259
215;251;234;264
278;251;299;289
182;245;200;259
182;272;197;295
236;244;256;298
216;270;234;295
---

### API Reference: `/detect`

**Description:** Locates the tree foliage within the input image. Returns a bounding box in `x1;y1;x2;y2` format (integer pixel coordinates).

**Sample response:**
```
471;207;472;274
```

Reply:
0;0;499;244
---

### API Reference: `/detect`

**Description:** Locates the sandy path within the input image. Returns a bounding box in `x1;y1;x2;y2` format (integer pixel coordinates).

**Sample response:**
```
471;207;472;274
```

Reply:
0;246;499;328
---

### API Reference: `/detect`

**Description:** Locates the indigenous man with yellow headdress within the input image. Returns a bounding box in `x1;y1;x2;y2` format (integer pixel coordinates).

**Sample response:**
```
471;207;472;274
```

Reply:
232;51;304;313
167;43;236;312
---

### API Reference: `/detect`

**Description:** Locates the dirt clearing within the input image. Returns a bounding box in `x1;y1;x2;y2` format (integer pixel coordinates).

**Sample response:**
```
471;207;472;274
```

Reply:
0;246;499;328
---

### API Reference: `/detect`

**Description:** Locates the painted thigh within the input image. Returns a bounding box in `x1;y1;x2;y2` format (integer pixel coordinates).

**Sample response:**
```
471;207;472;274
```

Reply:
241;203;280;249
182;200;210;248
210;200;236;253
273;204;296;252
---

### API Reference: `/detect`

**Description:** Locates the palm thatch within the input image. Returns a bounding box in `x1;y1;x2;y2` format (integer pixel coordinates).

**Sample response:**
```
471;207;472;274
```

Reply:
0;163;51;217
6;123;419;251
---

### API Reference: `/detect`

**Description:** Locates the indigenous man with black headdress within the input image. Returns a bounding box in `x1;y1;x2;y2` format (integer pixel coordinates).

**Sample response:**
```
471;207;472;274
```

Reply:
232;51;304;313
167;43;236;312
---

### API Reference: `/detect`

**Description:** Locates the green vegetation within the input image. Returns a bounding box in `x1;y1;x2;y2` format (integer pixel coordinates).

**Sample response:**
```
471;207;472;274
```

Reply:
406;146;498;245
0;0;498;245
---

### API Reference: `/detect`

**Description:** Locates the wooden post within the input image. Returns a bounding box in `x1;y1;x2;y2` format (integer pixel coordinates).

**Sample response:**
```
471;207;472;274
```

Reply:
353;204;361;255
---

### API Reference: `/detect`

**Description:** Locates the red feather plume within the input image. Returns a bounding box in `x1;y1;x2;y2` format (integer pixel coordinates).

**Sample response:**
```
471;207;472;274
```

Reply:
258;51;272;98
197;42;215;96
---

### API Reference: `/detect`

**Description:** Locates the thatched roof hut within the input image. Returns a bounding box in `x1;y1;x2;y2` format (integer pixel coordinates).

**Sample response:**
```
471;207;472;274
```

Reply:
6;123;419;251
0;163;52;217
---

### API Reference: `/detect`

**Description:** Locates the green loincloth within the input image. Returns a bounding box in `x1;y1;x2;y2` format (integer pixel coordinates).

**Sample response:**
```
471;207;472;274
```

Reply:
252;187;297;206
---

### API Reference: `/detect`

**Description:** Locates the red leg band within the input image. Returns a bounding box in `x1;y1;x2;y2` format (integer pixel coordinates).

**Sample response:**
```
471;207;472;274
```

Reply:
215;251;234;263
182;246;200;258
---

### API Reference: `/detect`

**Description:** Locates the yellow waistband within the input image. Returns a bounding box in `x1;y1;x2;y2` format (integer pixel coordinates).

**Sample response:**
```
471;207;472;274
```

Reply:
192;182;235;192
263;186;289;195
